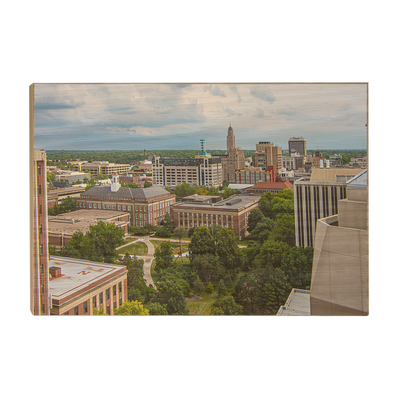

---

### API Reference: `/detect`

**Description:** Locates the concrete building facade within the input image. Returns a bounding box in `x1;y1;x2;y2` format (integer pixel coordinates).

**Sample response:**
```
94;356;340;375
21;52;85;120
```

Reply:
254;141;282;174
73;161;131;178
151;155;223;187
221;126;246;183
294;168;364;248
288;137;307;156
310;170;368;315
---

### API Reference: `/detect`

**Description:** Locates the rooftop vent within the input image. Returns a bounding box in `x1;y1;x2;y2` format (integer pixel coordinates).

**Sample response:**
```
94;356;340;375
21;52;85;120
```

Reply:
49;266;62;279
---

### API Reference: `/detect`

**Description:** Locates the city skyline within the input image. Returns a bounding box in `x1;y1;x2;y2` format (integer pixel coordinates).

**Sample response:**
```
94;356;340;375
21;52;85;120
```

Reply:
34;83;367;151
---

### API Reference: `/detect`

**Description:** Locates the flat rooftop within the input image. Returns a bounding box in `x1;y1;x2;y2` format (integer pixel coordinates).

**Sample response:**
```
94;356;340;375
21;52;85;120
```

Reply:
174;194;261;210
49;256;126;302
48;209;129;235
277;289;311;316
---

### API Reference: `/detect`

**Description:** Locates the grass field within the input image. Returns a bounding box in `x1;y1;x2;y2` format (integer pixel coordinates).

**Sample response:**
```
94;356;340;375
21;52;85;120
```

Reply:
120;242;148;256
186;284;220;315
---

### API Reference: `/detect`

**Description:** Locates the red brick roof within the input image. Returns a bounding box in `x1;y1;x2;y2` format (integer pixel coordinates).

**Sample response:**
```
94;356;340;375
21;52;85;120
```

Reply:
251;181;293;189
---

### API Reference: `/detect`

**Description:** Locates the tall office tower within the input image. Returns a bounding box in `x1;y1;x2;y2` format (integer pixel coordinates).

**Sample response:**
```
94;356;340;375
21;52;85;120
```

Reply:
254;141;282;175
288;137;307;156
227;124;235;150
31;150;50;315
293;168;364;248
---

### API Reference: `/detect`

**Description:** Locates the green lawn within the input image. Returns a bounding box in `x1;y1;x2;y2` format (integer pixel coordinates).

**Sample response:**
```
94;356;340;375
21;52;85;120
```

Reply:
186;284;220;315
120;242;148;256
123;237;136;244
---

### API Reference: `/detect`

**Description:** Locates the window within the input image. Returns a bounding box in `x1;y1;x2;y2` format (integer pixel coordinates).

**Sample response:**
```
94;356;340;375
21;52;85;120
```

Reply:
40;264;44;275
84;301;88;314
112;205;115;210
93;203;96;209
139;213;143;219
150;213;152;219
144;206;147;212
89;203;92;208
106;289;110;300
103;204;106;209
136;214;138;219
39;245;43;255
119;298;122;306
128;206;131;211
99;292;103;304
37;165;41;175
117;205;121;210
139;206;142;212
114;301;116;310
108;204;111;209
38;185;41;195
119;282;122;293
122;205;126;211
64;311;69;315
40;284;44;295
113;285;116;296
135;206;138;211
39;225;42;235
93;296;97;309
41;304;45;315
39;205;42;215
144;214;147;220
106;306;110;315
74;306;79;315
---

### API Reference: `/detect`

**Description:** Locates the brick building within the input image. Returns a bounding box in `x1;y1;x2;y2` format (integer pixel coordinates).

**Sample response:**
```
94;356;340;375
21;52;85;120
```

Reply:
48;256;128;315
31;150;50;315
78;174;175;227
48;209;130;248
171;194;261;237
234;166;275;184
254;141;282;174
246;180;293;195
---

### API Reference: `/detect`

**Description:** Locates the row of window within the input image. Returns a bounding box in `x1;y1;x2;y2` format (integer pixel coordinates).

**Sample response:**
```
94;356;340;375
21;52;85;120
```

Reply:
181;221;232;229
80;201;174;212
179;212;232;221
64;282;123;315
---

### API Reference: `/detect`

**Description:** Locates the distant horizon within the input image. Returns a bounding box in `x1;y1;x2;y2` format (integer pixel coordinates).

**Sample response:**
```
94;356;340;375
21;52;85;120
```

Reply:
34;83;368;151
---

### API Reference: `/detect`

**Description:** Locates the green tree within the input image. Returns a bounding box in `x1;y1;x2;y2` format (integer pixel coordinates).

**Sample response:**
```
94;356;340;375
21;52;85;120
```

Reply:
82;221;125;263
174;182;196;201
193;275;204;297
247;208;264;233
233;273;261;314
218;279;229;297
188;226;216;262
152;280;189;315
173;226;187;240
213;295;243;315
253;239;290;270
93;305;107;315
205;282;214;293
113;300;150;315
154;242;174;271
192;254;222;285
215;228;242;275
146;302;168;315
248;217;277;241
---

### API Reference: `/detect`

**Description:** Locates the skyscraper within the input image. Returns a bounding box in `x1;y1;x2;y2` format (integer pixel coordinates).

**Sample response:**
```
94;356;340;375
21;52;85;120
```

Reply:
227;124;235;150
288;137;307;156
222;125;245;183
254;141;282;175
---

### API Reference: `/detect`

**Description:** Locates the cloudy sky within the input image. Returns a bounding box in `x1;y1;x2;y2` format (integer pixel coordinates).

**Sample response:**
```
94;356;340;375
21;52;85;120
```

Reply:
34;83;367;151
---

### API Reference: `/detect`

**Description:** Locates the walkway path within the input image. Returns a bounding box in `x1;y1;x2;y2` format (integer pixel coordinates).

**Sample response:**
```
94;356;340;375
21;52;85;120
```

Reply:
118;236;156;289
